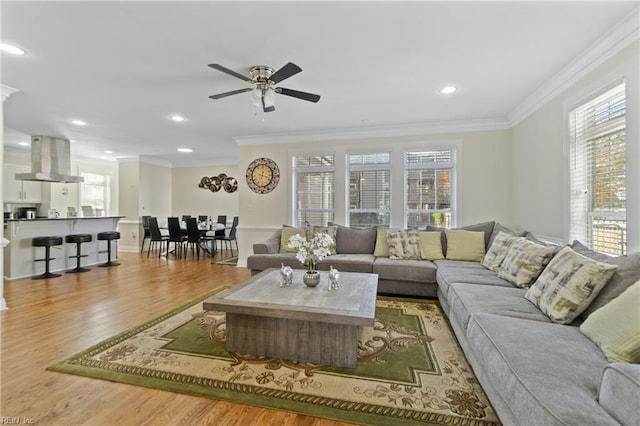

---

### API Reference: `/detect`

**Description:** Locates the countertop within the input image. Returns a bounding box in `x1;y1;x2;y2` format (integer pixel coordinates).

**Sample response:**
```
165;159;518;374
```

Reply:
5;216;125;222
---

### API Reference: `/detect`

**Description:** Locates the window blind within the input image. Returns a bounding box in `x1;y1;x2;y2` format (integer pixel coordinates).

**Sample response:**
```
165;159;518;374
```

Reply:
569;82;626;255
405;149;456;229
348;152;391;228
294;154;335;226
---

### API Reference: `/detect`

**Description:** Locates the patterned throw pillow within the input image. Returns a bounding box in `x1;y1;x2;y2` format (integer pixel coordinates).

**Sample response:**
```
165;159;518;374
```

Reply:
580;280;640;363
497;238;557;288
482;231;520;272
313;225;338;254
386;229;422;260
525;246;618;324
418;231;444;260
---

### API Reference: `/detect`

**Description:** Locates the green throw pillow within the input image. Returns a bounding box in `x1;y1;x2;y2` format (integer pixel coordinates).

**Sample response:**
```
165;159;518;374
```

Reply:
387;229;421;260
419;231;444;260
279;227;308;253
525;246;618;324
445;230;485;262
373;228;390;257
497;238;557;288
580;280;640;363
482;231;520;272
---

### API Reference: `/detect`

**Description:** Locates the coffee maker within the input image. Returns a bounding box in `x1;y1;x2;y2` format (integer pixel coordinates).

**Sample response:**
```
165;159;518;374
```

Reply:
17;207;37;219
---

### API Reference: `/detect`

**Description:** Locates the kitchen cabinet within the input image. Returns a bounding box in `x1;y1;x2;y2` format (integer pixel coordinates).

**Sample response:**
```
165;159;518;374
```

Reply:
3;164;43;203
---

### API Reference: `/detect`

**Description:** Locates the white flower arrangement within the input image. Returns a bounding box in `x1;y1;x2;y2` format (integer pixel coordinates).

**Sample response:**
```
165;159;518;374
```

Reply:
287;232;334;273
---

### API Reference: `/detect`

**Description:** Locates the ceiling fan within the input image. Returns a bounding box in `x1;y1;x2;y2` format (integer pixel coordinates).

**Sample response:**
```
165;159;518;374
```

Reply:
208;62;321;113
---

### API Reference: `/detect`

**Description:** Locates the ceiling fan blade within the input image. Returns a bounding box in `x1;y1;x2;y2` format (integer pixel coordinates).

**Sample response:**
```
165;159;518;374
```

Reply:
269;62;302;84
276;87;321;103
208;64;252;82
209;88;253;100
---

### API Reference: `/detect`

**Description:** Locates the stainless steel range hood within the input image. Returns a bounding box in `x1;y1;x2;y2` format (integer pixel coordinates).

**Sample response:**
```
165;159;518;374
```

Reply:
15;136;84;183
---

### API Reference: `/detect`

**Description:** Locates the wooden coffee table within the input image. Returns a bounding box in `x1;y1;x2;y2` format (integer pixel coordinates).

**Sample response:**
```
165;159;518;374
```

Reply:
203;268;378;368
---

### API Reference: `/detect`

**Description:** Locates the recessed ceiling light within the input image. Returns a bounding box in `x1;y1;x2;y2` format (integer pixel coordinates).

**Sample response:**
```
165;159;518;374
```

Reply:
71;119;87;126
1;43;26;55
177;148;193;153
104;150;113;154
440;86;457;95
18;141;29;146
171;115;185;122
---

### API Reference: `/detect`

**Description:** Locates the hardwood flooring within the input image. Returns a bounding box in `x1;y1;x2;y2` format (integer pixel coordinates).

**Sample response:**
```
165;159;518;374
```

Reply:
1;251;348;426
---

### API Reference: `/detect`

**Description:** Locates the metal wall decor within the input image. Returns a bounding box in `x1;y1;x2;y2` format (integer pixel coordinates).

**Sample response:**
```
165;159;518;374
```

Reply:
198;173;238;193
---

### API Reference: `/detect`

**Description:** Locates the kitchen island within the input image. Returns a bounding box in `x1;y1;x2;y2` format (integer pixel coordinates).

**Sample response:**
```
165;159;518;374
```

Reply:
3;216;124;279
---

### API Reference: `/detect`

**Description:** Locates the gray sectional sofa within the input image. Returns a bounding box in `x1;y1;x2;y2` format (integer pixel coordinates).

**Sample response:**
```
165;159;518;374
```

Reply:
247;222;640;425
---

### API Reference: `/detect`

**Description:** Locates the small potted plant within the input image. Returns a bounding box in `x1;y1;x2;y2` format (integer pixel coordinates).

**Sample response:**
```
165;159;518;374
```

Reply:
287;232;334;287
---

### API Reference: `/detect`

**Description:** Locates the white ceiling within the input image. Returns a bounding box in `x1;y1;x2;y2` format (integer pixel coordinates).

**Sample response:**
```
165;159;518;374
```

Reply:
2;1;638;166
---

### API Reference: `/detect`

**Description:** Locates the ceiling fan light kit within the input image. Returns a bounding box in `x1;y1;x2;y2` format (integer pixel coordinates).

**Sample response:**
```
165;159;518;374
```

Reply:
208;62;320;113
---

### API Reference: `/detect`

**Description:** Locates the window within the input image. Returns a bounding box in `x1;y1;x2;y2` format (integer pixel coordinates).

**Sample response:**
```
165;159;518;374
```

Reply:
348;152;391;228
569;82;626;255
80;172;110;216
293;154;334;226
405;149;455;229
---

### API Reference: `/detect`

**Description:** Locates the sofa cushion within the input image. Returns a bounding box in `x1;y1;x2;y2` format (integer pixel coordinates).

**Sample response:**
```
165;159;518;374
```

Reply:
386;229;421;260
436;262;512;299
279;227;308;253
444;229;485;261
525;246;618;324
418;231;444;260
373;228;390;257
598;363;640;426
447;283;550;332
465;313;615;426
482;231;520;272
316;254;375;273
497;238;557;288
572;241;640;320
428;221;495;256
246;253;301;271
487;222;526;247
580;280;640;363
335;225;377;254
373;257;437;284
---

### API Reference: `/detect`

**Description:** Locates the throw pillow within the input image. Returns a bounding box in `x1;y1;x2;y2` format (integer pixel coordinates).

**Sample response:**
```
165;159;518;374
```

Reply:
571;240;640;320
373;228;391;257
312;225;338;255
279;227;308;253
487;222;525;247
444;230;485;262
387;229;422;260
525;246;618;324
427;221;495;256
335;225;377;254
497;237;557;288
580;280;640;363
418;231;444;260
482;231;520;272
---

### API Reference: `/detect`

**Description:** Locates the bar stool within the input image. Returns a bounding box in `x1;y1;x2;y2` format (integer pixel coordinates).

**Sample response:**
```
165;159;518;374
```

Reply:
65;233;92;273
32;236;63;279
97;231;120;267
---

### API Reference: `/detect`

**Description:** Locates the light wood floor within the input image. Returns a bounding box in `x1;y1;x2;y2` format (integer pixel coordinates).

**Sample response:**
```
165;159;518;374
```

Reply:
1;250;348;426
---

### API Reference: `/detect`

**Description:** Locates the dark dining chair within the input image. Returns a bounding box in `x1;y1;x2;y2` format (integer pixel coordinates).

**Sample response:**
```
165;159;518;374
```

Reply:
217;216;238;257
167;217;186;258
181;215;191;222
147;217;169;258
198;215;208;224
185;217;208;260
140;215;151;252
215;215;227;250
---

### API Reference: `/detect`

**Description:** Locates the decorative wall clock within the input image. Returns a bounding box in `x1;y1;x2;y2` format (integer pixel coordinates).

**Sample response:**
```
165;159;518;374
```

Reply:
246;157;280;194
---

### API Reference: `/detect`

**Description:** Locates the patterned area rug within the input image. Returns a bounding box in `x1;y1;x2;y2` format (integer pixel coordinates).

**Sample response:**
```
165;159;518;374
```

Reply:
48;287;500;426
215;256;238;265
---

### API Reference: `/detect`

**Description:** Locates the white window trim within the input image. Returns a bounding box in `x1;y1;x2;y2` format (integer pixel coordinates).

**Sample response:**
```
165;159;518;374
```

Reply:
346;151;392;227
290;151;336;227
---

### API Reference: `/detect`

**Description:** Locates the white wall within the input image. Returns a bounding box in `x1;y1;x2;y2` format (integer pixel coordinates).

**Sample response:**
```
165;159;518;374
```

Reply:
511;41;639;251
171;164;240;223
237;129;512;267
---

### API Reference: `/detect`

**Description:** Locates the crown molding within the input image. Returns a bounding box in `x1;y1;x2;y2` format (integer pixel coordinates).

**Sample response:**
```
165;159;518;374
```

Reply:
1;84;19;102
508;7;640;126
234;117;510;146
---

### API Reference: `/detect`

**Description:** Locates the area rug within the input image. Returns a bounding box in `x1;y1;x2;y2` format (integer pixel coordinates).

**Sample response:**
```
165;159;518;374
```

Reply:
215;256;238;265
48;287;500;426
